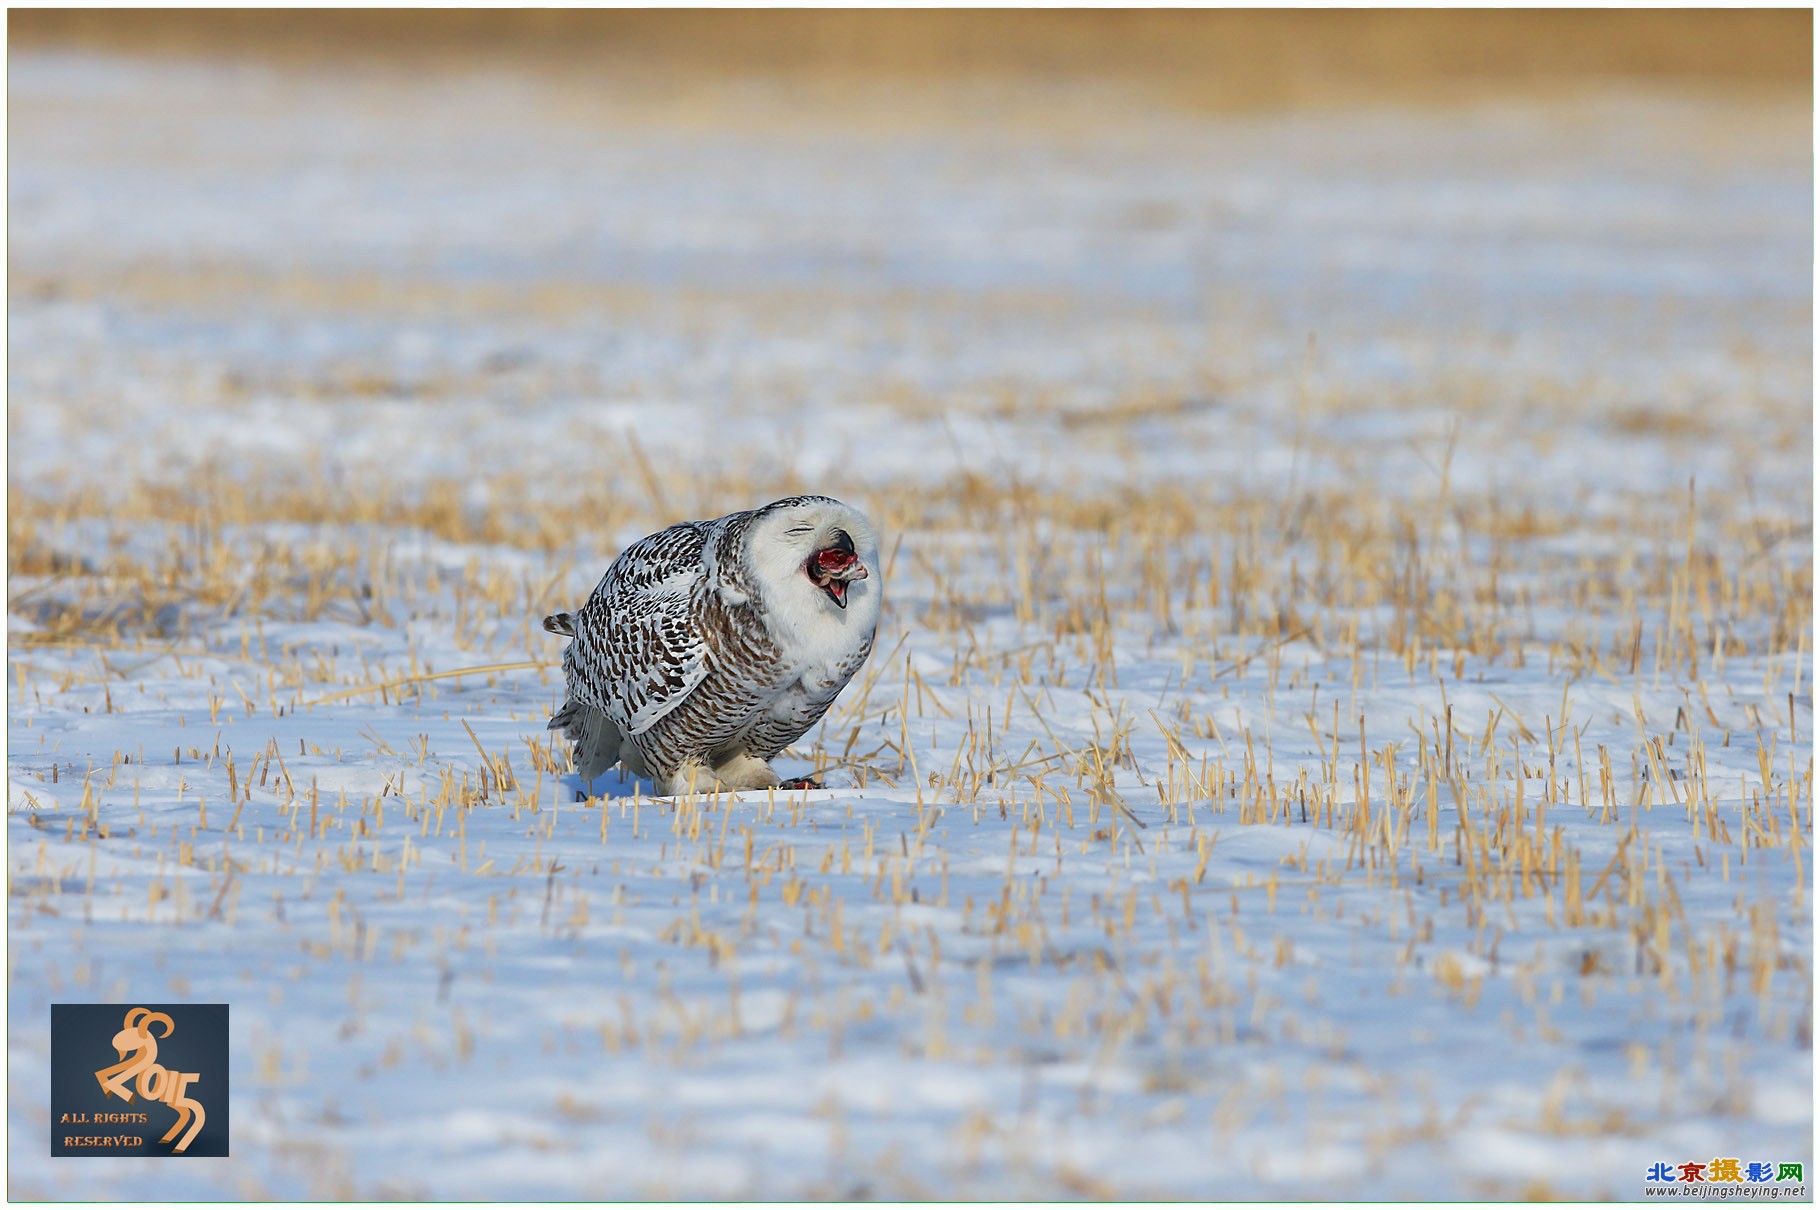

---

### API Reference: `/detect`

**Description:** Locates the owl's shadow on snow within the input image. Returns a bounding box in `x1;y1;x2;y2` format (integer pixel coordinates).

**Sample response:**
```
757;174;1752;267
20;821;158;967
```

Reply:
561;768;646;802
559;761;835;803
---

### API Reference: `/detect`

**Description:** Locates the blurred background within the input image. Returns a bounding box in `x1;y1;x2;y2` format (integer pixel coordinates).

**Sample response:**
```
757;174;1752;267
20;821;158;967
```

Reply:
10;9;1810;533
8;10;1813;1201
11;9;1812;99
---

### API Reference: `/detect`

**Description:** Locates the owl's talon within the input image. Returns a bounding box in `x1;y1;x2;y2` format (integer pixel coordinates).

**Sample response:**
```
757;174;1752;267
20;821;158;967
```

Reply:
778;776;823;791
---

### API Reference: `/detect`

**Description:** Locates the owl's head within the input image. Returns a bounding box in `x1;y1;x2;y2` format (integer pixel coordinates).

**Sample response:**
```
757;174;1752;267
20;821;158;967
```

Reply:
745;496;881;621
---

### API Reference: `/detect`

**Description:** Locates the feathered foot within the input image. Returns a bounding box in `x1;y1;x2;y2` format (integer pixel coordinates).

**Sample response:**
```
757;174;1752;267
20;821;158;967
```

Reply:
657;760;724;797
707;753;783;792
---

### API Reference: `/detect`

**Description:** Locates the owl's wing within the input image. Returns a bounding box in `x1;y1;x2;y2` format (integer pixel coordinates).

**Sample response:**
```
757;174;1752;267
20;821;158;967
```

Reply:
566;524;713;736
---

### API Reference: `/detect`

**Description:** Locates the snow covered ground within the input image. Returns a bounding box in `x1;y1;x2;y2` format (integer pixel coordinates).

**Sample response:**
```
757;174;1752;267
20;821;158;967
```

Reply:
8;52;1812;1199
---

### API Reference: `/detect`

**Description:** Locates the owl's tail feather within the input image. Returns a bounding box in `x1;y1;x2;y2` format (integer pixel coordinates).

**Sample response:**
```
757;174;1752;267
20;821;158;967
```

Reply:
548;699;622;781
542;612;576;637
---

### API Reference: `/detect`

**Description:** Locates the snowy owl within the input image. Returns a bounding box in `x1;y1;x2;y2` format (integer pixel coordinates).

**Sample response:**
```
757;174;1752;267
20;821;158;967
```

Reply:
543;495;880;796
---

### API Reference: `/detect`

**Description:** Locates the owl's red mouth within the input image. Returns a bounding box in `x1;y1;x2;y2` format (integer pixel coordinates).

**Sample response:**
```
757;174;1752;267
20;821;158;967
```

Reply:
806;538;866;609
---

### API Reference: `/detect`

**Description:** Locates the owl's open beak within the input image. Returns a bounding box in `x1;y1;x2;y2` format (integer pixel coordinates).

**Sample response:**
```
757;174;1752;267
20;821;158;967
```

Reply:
817;562;867;608
807;538;867;609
